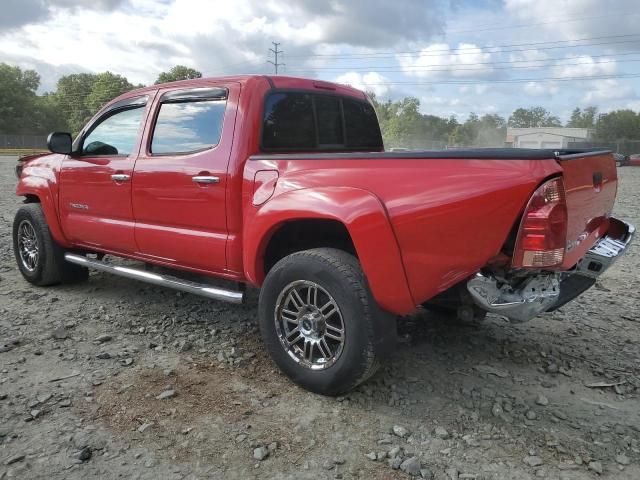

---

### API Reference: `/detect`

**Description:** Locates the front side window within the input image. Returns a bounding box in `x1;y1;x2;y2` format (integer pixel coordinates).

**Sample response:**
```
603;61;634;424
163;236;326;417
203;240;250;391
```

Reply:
151;100;226;154
82;106;145;156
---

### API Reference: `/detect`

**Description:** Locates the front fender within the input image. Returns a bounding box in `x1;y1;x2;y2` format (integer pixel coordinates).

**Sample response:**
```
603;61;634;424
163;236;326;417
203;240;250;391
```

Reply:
16;163;70;248
243;186;415;315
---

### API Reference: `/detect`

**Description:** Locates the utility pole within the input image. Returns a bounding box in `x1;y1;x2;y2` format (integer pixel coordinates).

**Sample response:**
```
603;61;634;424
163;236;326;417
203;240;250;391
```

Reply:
268;42;284;74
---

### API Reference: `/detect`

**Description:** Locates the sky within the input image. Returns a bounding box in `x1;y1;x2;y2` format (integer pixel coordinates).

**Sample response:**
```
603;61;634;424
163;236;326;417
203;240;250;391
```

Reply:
2;0;640;122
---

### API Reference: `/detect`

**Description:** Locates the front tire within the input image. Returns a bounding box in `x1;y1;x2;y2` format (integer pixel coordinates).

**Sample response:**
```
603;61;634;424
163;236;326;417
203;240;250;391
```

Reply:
13;203;88;286
258;248;395;395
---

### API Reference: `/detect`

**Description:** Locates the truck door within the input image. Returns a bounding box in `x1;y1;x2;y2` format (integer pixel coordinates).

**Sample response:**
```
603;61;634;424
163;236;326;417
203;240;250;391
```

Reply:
59;94;152;253
131;82;239;273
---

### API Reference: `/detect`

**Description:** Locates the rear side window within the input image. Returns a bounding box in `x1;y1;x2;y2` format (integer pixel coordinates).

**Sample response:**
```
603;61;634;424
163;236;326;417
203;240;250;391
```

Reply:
261;91;382;152
151;87;227;155
262;93;315;149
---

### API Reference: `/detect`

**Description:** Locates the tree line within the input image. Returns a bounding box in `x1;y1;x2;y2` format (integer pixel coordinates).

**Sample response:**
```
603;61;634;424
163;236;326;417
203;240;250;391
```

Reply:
370;95;640;149
0;64;201;136
1;62;639;148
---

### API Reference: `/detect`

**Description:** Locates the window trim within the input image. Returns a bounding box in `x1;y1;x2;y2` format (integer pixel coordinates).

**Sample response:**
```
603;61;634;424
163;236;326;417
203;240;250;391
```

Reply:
148;87;229;157
75;95;149;157
259;88;383;153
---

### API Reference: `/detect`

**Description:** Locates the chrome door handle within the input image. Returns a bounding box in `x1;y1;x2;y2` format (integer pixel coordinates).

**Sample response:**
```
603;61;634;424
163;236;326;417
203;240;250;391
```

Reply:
111;174;130;182
192;176;220;184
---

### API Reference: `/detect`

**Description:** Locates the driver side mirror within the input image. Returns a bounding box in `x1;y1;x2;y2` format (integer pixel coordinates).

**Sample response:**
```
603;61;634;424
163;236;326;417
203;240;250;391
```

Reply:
47;132;73;155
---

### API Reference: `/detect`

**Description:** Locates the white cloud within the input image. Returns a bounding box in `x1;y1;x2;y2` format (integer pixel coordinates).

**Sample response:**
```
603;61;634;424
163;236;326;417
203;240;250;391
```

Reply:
582;79;635;103
334;71;391;97
508;49;549;68
504;0;640;48
398;43;495;79
524;81;559;97
458;85;490;95
552;55;617;78
0;0;448;86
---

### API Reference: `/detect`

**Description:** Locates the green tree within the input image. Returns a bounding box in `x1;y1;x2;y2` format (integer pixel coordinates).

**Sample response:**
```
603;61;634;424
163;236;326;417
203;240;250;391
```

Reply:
370;94;425;148
566;106;597;128
155;65;202;84
34;92;69;133
55;73;98;134
85;72;135;114
594;109;640;142
0;63;41;134
423;114;458;144
449;113;506;147
508;107;562;128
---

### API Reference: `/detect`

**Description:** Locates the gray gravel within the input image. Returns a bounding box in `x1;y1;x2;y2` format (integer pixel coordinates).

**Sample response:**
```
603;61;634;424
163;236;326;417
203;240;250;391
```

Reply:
1;156;640;479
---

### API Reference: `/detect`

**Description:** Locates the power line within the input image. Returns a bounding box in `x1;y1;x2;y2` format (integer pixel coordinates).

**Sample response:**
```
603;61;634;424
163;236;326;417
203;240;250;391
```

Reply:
267;42;285;74
446;11;639;34
339;72;640;86
285;52;640;74
283;33;640;60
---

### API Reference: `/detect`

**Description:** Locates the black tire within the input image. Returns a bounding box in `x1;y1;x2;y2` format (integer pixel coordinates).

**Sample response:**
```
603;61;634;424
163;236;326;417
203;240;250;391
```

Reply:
258;248;395;395
13;203;88;286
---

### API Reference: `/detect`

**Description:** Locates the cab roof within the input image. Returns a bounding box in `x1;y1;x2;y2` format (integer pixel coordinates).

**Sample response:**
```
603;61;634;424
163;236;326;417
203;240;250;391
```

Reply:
112;75;368;103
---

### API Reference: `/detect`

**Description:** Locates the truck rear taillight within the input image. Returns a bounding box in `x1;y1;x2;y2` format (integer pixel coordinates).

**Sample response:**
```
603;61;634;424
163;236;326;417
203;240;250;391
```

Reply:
512;177;568;268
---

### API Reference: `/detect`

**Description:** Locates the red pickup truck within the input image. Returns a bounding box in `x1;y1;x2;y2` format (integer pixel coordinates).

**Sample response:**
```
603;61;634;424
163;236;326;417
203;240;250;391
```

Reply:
13;75;634;395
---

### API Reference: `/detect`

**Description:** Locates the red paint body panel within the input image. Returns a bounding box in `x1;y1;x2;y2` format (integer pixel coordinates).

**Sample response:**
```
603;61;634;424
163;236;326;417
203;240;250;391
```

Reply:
557;153;617;268
241;182;415;314
243;157;562;308
131;81;240;272
14;75;622;315
16;153;70;247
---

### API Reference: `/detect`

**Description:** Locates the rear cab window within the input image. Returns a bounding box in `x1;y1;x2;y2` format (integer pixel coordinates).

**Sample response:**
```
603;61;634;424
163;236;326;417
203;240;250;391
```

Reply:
261;91;382;152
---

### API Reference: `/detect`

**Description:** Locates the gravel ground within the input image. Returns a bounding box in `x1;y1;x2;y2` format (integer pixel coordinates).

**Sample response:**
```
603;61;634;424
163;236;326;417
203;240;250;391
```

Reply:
1;156;639;480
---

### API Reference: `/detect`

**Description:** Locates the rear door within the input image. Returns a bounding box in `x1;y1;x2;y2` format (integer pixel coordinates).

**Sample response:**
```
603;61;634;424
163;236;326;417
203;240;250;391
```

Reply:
131;82;239;273
59;95;152;253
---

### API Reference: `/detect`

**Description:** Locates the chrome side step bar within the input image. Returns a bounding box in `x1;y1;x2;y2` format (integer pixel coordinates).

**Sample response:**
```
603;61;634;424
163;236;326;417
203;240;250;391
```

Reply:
64;253;244;304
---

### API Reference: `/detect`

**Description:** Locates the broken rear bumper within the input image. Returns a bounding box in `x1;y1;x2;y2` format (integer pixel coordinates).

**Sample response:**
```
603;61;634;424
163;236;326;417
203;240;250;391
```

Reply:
467;217;634;321
548;217;635;311
573;217;635;278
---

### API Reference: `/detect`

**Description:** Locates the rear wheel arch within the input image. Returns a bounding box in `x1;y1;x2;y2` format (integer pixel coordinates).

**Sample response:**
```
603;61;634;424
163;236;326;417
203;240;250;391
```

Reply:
244;187;416;315
262;219;357;277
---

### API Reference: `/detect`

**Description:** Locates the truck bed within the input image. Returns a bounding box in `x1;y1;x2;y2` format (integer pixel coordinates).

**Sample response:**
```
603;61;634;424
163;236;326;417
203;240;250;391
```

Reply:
248;148;617;306
250;148;612;161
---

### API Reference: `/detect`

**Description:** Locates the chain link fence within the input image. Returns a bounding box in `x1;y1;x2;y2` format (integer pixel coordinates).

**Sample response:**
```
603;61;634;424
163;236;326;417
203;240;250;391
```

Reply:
0;134;48;149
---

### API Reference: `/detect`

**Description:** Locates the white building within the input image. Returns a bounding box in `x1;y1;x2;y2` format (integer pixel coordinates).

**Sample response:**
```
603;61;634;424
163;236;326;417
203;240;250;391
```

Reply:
506;127;593;149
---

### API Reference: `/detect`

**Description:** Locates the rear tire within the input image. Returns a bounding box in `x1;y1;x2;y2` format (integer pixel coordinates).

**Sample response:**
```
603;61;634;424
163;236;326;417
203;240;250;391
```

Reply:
258;248;395;395
13;203;88;286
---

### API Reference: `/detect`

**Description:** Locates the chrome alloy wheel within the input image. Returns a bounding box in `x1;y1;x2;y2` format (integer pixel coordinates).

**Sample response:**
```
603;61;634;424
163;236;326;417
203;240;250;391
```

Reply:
17;220;39;272
274;280;345;370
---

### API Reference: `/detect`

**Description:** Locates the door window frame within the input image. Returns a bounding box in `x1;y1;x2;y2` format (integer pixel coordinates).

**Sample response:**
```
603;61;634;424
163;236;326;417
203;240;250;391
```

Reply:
72;95;151;157
146;87;230;157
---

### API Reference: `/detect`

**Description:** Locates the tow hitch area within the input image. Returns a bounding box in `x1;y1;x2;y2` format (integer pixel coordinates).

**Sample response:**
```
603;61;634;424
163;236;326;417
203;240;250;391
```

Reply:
467;217;634;323
467;273;560;323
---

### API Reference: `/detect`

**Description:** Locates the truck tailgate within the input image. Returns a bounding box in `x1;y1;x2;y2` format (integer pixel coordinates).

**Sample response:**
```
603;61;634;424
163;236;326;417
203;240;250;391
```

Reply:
556;150;618;269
